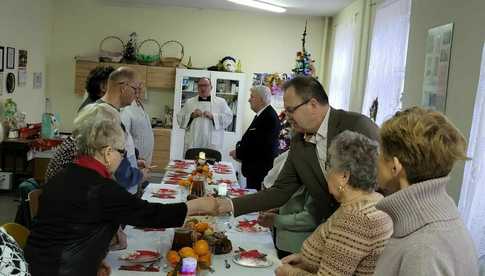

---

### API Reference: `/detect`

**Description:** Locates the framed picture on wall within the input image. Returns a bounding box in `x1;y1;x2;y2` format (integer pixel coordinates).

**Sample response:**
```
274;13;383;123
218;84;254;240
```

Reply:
0;46;4;72
421;23;454;112
7;47;15;69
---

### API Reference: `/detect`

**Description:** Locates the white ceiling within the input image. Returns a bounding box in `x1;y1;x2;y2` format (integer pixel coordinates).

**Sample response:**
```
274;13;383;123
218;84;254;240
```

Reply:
103;0;355;16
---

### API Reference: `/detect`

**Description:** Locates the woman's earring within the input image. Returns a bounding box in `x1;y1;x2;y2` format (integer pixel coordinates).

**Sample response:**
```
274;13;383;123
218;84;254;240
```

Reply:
338;185;344;192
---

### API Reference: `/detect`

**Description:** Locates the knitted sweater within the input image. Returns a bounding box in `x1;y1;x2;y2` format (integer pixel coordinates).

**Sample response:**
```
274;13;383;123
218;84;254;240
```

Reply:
287;192;392;276
373;177;479;276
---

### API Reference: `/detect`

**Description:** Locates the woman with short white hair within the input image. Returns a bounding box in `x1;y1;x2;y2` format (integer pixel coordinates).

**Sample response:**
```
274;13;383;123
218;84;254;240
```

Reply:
25;104;217;276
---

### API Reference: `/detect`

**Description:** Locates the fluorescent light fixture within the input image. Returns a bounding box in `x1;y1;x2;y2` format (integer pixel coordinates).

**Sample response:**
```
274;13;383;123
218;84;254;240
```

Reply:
227;0;286;13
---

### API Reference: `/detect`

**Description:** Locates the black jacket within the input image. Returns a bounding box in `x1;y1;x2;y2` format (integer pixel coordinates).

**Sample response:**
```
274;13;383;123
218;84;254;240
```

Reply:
236;105;281;181
25;164;187;276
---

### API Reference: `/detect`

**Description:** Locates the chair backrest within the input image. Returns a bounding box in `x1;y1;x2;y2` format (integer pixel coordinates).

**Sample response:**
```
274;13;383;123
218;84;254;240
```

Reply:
184;148;222;164
1;222;30;248
28;189;42;219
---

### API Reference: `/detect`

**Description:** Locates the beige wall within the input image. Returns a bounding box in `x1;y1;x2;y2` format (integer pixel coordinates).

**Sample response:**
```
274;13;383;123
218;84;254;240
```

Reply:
47;0;325;132
0;0;51;123
403;0;485;202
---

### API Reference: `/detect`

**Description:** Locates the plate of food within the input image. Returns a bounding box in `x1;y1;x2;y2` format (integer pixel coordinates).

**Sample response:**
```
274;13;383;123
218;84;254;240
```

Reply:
233;248;272;268
216;179;236;185
119;250;161;263
235;219;268;232
228;188;250;197
152;188;177;199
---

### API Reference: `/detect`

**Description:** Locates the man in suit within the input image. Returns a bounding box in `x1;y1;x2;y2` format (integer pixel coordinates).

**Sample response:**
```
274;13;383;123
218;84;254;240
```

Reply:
229;85;281;190
217;76;379;224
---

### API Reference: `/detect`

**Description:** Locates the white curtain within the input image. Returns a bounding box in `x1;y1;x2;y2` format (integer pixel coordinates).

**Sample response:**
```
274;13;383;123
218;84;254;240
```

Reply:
328;16;355;110
361;0;411;125
459;43;485;257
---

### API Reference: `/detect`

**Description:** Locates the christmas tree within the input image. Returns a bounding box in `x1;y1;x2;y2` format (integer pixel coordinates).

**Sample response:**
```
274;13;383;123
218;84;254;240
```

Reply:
292;21;315;76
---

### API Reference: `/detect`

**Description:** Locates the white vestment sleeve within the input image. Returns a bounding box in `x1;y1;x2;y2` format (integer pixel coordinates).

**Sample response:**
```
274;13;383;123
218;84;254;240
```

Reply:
212;98;233;130
176;99;193;129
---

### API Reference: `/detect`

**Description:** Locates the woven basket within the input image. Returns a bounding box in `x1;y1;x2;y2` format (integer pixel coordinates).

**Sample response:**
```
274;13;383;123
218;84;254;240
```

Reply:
160;40;184;67
136;39;161;66
98;36;125;63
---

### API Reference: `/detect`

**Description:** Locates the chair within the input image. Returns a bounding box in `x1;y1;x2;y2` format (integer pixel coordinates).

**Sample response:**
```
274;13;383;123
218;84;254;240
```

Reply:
184;148;222;164
28;189;42;219
1;222;30;248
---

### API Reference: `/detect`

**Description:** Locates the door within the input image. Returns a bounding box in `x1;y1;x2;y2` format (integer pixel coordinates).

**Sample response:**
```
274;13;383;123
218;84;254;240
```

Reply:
170;69;210;160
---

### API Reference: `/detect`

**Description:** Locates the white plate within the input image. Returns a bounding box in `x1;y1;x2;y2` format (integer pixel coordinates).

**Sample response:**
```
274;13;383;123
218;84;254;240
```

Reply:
233;253;273;268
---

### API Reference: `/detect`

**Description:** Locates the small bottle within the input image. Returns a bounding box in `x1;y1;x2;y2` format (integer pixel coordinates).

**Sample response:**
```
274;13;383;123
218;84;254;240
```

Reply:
180;257;197;276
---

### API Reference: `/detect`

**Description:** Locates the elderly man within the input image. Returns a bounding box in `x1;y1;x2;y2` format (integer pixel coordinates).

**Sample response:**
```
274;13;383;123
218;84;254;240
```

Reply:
217;76;379;225
229;85;280;190
176;77;232;153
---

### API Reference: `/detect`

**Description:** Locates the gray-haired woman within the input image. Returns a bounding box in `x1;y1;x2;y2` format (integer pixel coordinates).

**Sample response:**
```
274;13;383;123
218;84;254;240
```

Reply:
25;104;217;276
275;130;393;276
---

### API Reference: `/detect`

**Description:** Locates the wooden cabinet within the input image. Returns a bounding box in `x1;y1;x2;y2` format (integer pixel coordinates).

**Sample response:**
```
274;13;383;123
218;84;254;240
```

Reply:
74;60;175;96
147;66;176;89
151;128;171;173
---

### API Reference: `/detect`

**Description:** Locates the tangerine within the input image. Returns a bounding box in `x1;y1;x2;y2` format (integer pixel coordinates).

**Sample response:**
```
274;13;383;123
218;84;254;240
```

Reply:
194;240;210;256
166;250;181;267
179;247;197;259
194;222;209;233
198;253;212;266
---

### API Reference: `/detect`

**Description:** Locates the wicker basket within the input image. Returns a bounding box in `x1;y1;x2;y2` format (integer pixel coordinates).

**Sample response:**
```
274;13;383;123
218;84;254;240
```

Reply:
98;36;125;63
136;39;161;66
160;40;184;67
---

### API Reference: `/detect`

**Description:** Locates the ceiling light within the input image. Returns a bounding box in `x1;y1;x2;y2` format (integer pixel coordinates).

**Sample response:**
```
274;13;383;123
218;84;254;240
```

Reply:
227;0;286;13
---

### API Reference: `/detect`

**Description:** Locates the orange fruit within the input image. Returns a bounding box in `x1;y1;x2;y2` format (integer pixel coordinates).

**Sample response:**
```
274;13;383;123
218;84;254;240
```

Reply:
166;250;181;267
195;222;209;233
194;240;210;256
187;175;193;182
179;247;197;259
198;253;212;266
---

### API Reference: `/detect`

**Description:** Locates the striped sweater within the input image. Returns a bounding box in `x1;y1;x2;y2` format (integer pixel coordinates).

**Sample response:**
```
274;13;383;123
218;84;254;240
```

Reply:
287;192;392;276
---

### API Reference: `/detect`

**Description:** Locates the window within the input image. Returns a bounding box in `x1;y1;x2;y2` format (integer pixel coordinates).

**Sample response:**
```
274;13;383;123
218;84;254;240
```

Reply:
458;43;485;257
361;0;411;125
328;16;356;110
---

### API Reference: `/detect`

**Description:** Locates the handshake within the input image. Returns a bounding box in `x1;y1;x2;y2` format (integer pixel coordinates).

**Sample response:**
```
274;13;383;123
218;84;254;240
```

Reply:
186;197;234;216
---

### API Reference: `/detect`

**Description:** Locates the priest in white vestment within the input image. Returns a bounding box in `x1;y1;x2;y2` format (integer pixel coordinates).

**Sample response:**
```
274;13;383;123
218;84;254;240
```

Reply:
177;77;233;153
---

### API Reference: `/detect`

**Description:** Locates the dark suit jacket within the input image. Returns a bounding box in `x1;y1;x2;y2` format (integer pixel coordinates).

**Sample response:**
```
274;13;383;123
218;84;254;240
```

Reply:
236;105;281;181
232;108;379;223
26;164;187;276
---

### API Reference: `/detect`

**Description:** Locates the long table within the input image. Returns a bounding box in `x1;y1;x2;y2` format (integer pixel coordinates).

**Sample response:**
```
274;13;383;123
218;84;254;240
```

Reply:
106;161;279;275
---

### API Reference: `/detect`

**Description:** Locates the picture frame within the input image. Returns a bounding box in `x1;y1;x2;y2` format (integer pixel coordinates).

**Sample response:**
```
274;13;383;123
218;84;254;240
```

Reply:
7;47;15;69
421;23;454;112
0;46;4;72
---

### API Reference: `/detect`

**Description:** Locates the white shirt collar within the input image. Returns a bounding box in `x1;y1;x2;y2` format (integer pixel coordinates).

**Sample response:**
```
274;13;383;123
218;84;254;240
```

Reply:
256;104;270;117
305;107;331;144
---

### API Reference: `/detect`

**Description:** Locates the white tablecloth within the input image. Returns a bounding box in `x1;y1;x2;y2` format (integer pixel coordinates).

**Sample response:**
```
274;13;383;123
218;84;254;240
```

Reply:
106;161;279;275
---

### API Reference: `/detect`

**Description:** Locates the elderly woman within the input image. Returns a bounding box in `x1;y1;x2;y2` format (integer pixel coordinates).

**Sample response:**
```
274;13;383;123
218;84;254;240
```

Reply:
373;107;479;276
275;130;393;276
25;104;216;276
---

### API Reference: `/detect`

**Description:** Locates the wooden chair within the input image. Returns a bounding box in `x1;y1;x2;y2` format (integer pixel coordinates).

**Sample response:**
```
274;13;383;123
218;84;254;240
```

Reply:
28;189;42;219
184;148;222;164
1;222;30;248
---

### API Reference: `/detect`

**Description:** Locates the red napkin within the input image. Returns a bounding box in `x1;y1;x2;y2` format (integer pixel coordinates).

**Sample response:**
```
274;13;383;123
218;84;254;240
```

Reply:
119;264;160;272
238;220;258;228
240;249;265;259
